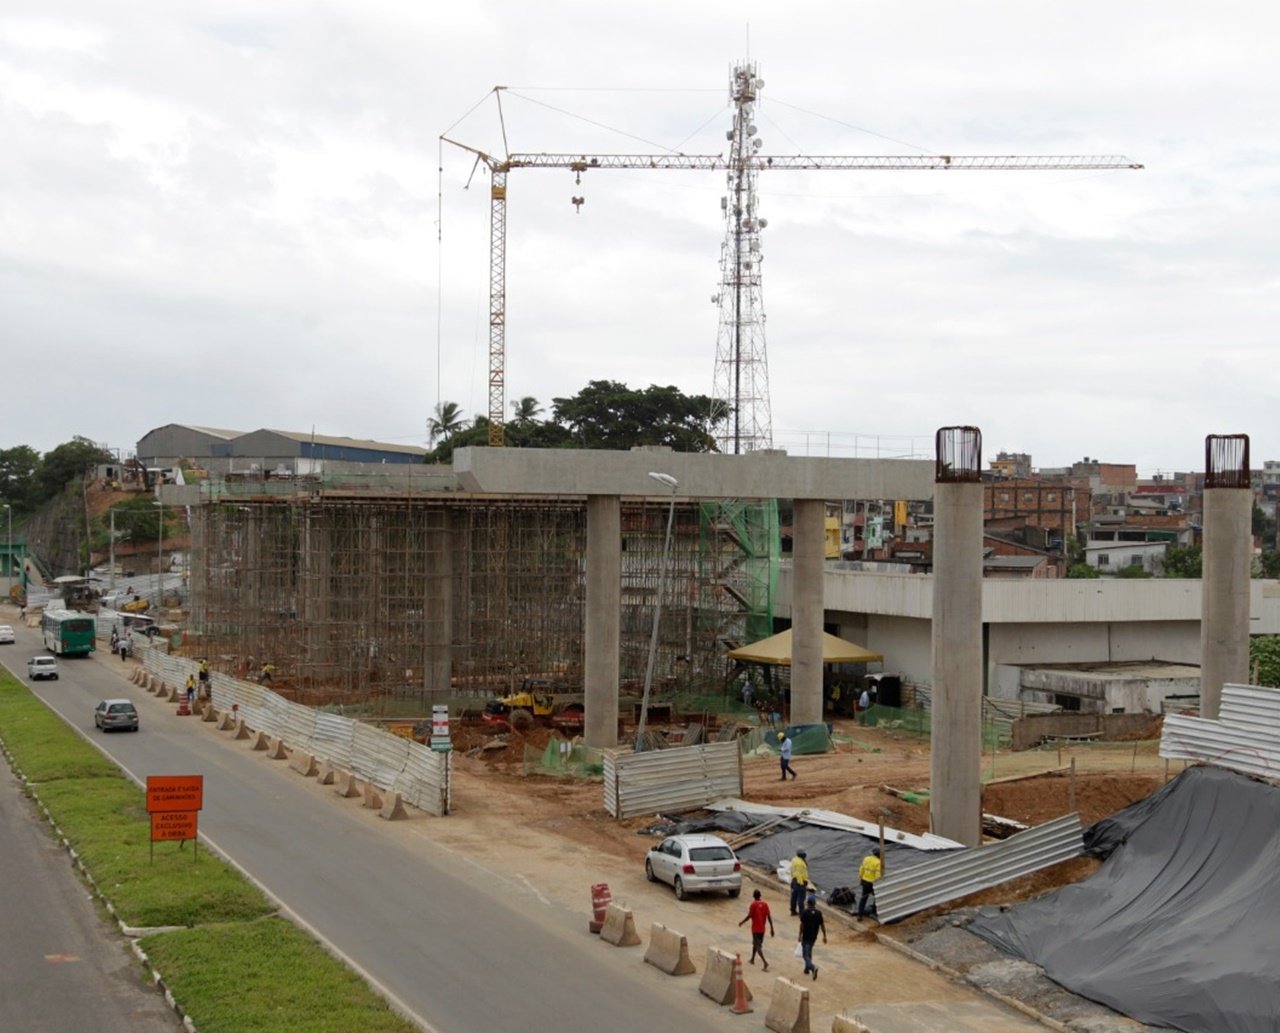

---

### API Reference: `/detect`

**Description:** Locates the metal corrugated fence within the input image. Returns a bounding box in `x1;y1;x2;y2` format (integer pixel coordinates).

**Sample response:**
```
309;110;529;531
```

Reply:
136;644;450;815
1218;683;1280;731
873;813;1083;923
603;741;742;819
1160;712;1280;781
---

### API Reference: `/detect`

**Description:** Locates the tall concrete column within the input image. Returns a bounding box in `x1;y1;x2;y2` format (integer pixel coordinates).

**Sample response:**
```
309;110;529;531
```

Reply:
1200;435;1252;719
423;509;454;695
584;494;621;748
791;498;825;726
930;428;984;847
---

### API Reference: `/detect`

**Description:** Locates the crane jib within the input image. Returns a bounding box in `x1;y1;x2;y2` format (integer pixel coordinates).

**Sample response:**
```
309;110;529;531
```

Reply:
502;154;1143;172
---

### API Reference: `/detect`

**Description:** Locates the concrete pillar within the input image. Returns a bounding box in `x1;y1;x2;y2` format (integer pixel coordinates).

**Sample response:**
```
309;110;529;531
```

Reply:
1200;487;1252;718
790;498;825;726
584;494;621;748
423;509;454;695
302;507;331;671
930;480;984;847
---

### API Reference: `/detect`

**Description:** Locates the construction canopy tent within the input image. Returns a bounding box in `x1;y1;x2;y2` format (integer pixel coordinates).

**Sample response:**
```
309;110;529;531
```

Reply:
726;629;883;666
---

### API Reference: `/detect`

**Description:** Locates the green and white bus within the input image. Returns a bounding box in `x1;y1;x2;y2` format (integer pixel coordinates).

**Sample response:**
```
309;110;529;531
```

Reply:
42;610;97;657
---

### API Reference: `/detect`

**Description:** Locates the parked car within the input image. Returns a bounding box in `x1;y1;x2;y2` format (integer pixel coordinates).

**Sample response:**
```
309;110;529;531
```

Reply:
644;833;742;900
94;699;139;732
27;655;58;680
0;624;14;644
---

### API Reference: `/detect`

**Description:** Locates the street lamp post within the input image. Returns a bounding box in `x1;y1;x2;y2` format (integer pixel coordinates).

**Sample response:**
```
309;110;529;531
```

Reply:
154;501;164;608
3;503;10;598
635;472;679;750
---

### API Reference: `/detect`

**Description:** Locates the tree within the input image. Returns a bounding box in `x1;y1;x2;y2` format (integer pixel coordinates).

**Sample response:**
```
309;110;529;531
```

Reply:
32;437;113;507
1162;544;1202;578
1259;552;1280;579
427;401;465;446
0;445;40;512
1067;562;1100;579
1116;563;1151;578
1249;636;1280;688
510;396;543;426
1253;504;1276;548
551;380;724;451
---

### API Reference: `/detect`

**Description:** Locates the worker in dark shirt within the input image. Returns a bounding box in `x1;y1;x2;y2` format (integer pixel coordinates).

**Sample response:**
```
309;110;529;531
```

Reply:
797;894;827;980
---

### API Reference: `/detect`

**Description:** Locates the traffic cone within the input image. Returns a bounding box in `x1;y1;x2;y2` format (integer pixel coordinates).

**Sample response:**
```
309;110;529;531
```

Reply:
729;952;753;1014
589;882;612;933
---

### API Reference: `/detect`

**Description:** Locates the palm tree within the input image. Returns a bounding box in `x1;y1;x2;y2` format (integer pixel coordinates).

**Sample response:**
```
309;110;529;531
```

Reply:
510;396;543;426
427;401;465;445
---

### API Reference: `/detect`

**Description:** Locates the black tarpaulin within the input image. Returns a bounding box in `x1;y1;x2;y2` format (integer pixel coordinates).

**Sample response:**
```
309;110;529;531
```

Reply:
970;766;1280;1033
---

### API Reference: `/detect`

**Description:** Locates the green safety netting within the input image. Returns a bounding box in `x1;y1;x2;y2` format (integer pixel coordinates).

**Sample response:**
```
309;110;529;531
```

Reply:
740;722;832;756
523;738;603;777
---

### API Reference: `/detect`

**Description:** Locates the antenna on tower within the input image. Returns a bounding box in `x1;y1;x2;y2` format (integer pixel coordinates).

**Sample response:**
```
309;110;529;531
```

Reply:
710;62;773;455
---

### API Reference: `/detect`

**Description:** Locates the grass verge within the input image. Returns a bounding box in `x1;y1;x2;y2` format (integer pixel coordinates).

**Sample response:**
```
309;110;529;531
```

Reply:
0;669;417;1033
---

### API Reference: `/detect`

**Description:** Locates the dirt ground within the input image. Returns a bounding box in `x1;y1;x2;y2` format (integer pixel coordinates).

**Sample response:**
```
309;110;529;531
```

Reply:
424;717;1167;1029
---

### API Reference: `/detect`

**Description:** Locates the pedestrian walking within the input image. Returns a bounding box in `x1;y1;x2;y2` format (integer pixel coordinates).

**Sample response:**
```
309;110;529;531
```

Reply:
857;846;883;920
737;889;775;970
797;894;826;980
198;658;210;700
185;674;196;706
788;849;810;916
258;661;275;685
858;687;871;723
777;731;797;780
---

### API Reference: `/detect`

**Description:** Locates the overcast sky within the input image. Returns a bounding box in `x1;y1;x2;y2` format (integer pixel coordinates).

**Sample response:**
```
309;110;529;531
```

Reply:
3;1;1277;476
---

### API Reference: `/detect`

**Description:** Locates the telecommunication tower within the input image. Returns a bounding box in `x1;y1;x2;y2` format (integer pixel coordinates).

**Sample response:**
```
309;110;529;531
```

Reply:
710;64;772;455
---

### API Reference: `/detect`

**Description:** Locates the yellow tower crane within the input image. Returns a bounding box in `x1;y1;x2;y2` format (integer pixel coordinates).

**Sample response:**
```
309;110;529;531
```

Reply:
443;83;1141;448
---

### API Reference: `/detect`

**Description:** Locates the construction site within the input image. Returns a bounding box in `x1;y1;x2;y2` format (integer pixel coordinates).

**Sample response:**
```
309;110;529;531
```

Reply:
187;492;777;709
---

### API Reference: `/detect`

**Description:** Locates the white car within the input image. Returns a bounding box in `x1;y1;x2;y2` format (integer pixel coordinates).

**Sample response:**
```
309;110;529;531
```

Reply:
0;624;14;644
645;833;742;900
28;655;59;680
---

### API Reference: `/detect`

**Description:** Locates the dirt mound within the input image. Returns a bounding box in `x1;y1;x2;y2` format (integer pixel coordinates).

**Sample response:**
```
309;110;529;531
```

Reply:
984;772;1162;827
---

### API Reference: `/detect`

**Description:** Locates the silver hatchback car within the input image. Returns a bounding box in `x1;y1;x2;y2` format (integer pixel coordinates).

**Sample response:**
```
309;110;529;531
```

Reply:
645;833;742;900
94;699;140;732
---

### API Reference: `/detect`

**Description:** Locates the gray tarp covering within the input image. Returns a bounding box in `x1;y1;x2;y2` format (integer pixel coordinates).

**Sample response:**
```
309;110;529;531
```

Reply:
970;766;1280;1033
651;811;947;908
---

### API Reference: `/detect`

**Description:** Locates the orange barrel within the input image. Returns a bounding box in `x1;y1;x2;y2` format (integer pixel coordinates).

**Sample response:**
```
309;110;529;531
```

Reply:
589;882;612;933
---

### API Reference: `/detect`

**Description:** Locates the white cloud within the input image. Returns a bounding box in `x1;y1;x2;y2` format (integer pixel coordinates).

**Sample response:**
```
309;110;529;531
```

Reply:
1;0;1278;477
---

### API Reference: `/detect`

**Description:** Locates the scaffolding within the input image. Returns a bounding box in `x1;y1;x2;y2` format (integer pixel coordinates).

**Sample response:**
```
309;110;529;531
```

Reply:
191;492;770;711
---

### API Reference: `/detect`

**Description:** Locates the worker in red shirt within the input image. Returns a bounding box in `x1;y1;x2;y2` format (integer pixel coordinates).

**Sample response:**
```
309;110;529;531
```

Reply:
738;888;776;970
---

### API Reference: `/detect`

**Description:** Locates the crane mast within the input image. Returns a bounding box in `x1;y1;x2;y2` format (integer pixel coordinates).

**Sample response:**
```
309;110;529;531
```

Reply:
442;74;1140;448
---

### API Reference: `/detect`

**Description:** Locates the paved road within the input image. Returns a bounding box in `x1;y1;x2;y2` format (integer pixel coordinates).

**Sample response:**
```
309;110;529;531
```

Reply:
1;627;738;1032
0;729;181;1031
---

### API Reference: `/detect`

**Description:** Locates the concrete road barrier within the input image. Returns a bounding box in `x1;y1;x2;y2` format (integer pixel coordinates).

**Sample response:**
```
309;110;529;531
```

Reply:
250;730;270;751
266;737;289;760
644;923;696;976
216;710;235;731
362;781;383;810
831;1015;870;1033
233;718;251;740
379;790;408;821
200;703;217;722
599;903;642;947
765;977;810;1033
333;770;361;798
699;947;749;1005
288;749;318;777
316;761;338;785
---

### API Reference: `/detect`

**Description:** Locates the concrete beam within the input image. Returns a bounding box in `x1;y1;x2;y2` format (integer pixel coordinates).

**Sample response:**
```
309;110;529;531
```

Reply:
584;495;622;748
930;480;984;847
790;499;825;725
1201;487;1252;719
454;447;934;501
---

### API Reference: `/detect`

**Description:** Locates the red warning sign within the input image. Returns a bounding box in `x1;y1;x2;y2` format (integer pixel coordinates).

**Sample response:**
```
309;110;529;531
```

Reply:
150;810;198;842
146;775;204;813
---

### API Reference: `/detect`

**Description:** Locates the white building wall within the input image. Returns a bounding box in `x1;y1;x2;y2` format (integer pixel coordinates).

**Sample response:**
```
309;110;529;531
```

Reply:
773;568;1280;691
